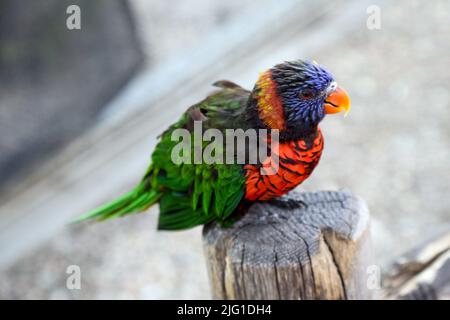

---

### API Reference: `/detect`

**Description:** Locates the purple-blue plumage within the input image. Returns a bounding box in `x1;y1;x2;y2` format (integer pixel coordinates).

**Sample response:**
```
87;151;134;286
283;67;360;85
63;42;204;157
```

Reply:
271;60;335;138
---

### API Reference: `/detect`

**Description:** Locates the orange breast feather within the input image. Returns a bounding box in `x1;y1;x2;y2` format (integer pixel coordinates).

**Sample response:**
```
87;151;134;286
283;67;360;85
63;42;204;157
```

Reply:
244;129;324;201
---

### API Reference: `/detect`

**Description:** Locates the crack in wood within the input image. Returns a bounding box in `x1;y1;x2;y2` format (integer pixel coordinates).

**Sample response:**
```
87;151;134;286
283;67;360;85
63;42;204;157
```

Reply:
203;191;371;299
322;233;347;299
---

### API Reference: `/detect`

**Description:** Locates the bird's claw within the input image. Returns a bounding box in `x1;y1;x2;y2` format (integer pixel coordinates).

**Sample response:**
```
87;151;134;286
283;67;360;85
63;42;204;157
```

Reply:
268;198;308;210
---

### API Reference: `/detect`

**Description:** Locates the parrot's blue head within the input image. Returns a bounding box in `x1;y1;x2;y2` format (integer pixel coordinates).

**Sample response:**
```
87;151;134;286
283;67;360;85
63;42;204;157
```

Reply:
253;59;350;139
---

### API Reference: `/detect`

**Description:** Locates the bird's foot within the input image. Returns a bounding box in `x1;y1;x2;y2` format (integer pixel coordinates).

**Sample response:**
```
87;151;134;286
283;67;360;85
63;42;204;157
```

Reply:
268;197;308;210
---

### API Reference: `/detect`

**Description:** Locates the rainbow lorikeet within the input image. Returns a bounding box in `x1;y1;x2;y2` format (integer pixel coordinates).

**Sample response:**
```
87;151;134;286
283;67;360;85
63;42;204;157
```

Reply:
80;60;350;230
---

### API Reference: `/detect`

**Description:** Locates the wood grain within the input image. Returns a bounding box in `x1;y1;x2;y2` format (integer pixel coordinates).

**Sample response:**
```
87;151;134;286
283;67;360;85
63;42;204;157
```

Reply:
203;190;372;300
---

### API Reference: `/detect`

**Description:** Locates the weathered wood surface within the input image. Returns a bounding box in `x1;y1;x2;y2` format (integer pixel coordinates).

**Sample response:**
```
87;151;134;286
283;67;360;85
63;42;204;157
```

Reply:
383;229;450;300
203;190;372;300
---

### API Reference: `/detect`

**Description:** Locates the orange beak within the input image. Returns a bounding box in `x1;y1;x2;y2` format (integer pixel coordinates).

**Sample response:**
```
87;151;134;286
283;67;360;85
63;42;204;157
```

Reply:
324;86;351;117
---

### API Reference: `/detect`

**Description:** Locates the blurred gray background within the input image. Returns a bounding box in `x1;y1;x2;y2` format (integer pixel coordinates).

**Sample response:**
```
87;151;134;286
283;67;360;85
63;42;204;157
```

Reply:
0;0;449;299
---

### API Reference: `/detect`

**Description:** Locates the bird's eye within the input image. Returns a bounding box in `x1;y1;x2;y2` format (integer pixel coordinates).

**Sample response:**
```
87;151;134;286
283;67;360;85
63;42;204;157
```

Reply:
299;89;315;99
329;82;337;91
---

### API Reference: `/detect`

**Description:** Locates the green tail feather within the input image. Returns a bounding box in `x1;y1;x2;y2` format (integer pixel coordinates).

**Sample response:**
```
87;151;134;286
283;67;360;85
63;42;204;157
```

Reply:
76;182;161;223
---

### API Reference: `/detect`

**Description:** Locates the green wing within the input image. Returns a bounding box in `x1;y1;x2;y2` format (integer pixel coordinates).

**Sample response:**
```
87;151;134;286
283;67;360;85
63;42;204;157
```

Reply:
79;81;250;230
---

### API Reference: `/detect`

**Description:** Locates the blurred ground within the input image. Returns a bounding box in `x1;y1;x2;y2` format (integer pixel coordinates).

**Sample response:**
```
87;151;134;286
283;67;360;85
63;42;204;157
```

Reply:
0;0;449;299
0;0;142;189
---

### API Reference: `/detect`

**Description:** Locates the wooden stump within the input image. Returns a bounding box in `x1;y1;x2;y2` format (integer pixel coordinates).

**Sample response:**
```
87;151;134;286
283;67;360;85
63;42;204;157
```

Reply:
203;191;372;300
